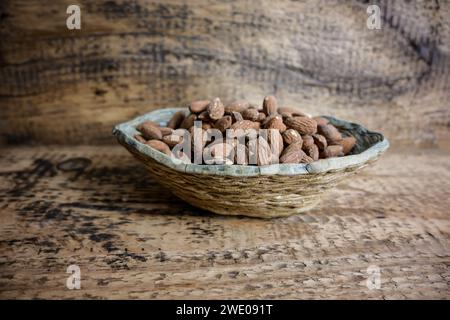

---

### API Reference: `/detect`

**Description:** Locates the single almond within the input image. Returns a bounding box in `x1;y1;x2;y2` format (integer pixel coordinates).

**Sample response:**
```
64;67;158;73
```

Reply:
138;121;163;140
313;116;329;126
280;142;305;164
282;129;302;146
242;108;259;121
301;135;314;149
207;97;225;120
134;134;147;143
189;100;210;114
312;133;327;151
284;116;317;135
231;120;260;131
262;95;278;116
146;140;172;156
264;115;286;133
167;111;186;129
320;145;344;158
215;115;233;132
162;134;184;148
338;135;357;154
225;100;250;113
180;114;197;129
304;144;319;161
317;124;342;144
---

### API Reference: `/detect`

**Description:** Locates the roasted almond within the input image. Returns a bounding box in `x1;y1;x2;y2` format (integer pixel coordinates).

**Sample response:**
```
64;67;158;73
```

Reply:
320;145;344;158
301;135;315;149
180;114;197;129
312;134;327;151
207;97;225;120
264;115;286;133
138;121;163;140
282;129;303;146
167;111;186;129
338;135;357;154
317;124;342;144
215;115;232;132
162;134;184;148
134;134;147;143
284;116;317;135
225;100;250;113
280;142;305;164
230;120;260;131
278;107;308;118
304;144;319;161
146;140;172;156
242;108;259;121
189;100;210;114
313;116;329;126
262;95;278;116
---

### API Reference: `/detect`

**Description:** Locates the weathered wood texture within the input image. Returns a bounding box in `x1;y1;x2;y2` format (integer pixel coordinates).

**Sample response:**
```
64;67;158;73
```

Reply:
1;0;449;145
0;145;449;299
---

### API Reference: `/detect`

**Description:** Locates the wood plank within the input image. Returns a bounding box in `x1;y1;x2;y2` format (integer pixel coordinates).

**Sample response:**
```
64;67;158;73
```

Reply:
0;145;448;299
1;0;449;145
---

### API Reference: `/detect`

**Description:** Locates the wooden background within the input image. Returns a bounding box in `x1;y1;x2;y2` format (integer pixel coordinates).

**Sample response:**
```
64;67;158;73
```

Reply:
0;0;449;299
0;0;449;146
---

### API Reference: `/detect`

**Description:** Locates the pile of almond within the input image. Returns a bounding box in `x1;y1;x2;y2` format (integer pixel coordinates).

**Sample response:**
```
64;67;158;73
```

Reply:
134;96;357;165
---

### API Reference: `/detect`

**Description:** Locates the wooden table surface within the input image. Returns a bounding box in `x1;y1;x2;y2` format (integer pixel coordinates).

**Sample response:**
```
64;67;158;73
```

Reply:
0;145;449;299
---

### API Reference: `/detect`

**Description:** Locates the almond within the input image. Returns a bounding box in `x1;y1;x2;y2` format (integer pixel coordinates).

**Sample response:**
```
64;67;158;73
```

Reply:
167;111;185;129
317;124;342;144
197;110;211;121
215;116;232;132
267;129;284;157
304;144;319;161
248;137;272;166
339;135;357;154
262;95;278;116
146;140;172;156
162;133;184;148
138;121;163;140
257;112;266;122
231;111;244;122
300;155;314;164
320;145;344;158
264;115;286;133
242;108;259;121
134;134;147;143
312;133;327;151
278;107;308;117
301;135;315;149
159;127;173;136
207;97;225;120
204;142;234;164
225;100;249;113
282;129;303;146
230;120;260;131
280;142;305;164
189;100;210;114
180;114;197;129
284;116;317;135
313;116;329;126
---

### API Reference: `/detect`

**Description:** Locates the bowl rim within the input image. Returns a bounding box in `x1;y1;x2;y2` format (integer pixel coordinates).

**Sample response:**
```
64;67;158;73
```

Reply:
113;107;389;177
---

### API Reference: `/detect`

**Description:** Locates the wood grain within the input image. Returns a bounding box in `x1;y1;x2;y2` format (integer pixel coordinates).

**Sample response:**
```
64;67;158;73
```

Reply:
1;0;449;145
0;145;448;299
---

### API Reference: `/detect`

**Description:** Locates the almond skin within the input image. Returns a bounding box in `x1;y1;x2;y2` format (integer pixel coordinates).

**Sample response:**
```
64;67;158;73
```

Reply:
146;140;172;156
262;95;278;116
282;129;303;146
284;116;317;135
339;135;357;154
280;142;305;164
312;133;327;151
138;121;163;140
207;97;225;120
189;100;210;114
167;111;186;129
317;124;342;144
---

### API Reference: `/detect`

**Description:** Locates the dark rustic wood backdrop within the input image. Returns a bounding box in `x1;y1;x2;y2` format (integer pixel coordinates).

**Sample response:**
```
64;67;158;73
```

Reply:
0;0;449;146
